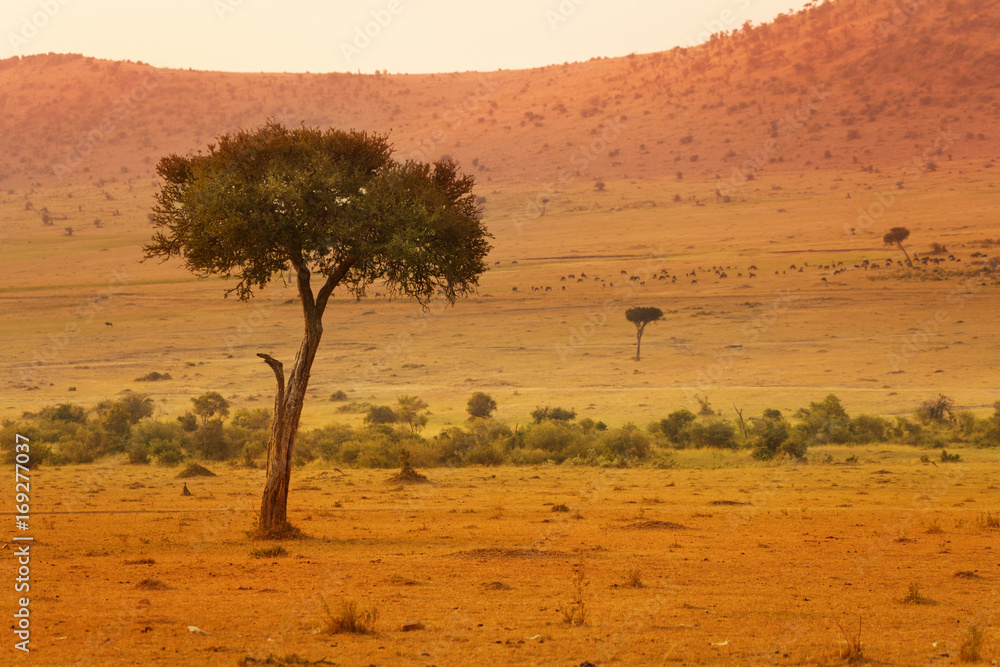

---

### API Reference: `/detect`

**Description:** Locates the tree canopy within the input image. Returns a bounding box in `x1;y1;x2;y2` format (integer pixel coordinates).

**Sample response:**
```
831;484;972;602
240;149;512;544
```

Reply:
145;120;491;305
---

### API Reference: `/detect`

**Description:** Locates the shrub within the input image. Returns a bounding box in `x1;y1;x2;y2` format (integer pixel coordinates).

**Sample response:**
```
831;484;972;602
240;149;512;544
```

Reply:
127;443;149;464
794;394;852;444
37;403;87;424
652;409;696;445
193;419;230;460
749;409;795;460
231;408;271;431
916;394;955;424
321;598;378;635
687;418;737;449
467;392;497;419
177;412;198;432
152;440;184;466
851;414;890;443
304;423;355;461
97;393;154;446
531;406;576;423
395;395;429;433
364;405;397;426
598;425;651;461
523;421;584;461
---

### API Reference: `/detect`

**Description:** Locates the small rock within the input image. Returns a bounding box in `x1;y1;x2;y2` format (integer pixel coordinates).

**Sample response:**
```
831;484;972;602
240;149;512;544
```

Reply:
401;622;425;632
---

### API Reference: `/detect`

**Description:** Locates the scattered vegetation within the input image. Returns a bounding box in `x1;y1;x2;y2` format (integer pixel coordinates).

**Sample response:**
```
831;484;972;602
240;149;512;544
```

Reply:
836;617;864;663
2;393;997;470
560;565;589;626
902;583;934;605
320;598;378;635
623;569;645;589
134;371;172;382
251;546;288;559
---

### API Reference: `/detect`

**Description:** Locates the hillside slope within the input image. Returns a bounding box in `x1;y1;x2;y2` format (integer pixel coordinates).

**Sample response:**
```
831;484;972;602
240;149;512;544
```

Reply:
1;0;998;193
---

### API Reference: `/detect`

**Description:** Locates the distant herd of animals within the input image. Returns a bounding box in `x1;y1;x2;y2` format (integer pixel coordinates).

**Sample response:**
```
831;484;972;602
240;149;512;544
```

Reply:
497;252;981;294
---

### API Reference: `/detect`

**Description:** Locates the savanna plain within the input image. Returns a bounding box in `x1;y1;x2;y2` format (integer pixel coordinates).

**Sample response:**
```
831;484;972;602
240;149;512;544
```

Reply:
3;0;1000;664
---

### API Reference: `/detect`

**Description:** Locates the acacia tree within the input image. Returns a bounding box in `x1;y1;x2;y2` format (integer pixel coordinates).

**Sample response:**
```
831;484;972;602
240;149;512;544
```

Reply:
625;306;664;361
883;226;913;267
144;121;491;534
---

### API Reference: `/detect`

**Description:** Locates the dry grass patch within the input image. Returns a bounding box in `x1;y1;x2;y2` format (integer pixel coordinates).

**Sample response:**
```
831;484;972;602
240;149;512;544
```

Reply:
320;598;378;635
836;617;864;663
959;626;983;663
622;519;688;530
250;546;288;559
902;583;935;605
135;578;170;590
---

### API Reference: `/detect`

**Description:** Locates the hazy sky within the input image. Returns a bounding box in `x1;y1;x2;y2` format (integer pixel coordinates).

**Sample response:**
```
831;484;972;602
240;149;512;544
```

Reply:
4;0;813;73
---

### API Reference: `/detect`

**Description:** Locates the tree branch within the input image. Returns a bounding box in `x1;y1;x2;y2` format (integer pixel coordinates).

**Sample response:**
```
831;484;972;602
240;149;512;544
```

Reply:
289;255;316;320
257;353;285;421
315;257;356;318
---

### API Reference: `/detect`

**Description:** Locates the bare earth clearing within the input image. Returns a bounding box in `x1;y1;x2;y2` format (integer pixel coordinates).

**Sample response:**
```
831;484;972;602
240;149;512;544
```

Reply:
15;450;1000;665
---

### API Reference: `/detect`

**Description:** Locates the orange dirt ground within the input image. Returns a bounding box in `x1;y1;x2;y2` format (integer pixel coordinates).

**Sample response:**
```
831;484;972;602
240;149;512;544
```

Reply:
11;449;1000;665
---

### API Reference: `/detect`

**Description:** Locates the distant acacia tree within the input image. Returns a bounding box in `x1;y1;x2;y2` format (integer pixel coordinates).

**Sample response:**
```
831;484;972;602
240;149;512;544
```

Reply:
883;226;913;267
625;306;663;361
144;120;491;535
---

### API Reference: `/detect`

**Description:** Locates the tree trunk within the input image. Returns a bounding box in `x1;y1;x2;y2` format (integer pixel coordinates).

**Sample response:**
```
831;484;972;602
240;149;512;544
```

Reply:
898;243;913;267
255;258;351;534
634;324;645;362
258;317;322;532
